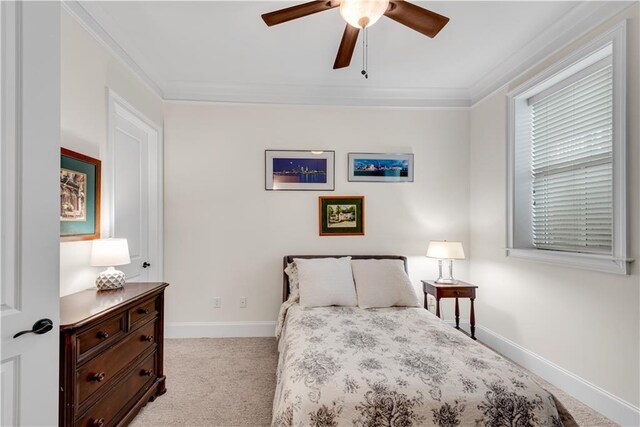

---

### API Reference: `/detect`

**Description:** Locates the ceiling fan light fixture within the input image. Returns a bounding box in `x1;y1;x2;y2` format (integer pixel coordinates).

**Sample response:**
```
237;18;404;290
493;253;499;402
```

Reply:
339;0;390;29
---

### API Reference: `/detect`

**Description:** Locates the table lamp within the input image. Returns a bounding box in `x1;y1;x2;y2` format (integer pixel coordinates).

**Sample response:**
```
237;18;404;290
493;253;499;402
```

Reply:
426;240;465;284
90;238;131;291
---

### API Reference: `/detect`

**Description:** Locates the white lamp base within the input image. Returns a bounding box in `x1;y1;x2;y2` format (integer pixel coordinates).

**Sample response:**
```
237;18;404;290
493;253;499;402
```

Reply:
434;277;458;284
434;259;459;284
96;266;126;291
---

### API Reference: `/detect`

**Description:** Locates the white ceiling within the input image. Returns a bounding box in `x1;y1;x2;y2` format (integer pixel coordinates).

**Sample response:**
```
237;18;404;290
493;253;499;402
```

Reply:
71;1;632;106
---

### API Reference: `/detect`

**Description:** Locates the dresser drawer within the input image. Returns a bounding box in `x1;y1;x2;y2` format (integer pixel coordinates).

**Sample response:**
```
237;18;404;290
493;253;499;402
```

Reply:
129;297;157;327
77;314;126;358
76;319;157;405
438;288;475;298
75;351;156;427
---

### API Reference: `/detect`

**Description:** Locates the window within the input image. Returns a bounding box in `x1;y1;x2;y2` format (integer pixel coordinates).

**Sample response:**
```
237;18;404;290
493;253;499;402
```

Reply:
507;23;630;274
531;60;613;254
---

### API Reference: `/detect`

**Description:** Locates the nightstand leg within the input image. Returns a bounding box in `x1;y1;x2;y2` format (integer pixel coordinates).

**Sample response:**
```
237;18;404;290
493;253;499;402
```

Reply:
470;297;476;340
454;297;460;329
436;297;441;318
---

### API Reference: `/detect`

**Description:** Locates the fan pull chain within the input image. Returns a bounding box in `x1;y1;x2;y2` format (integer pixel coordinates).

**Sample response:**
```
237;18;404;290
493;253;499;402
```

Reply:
361;27;368;79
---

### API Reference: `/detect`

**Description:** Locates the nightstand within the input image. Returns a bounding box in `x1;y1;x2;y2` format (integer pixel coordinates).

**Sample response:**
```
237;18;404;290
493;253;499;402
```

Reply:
422;280;478;340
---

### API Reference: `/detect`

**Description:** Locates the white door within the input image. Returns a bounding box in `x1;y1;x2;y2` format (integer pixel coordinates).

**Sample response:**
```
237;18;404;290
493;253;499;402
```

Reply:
106;91;163;283
1;2;60;426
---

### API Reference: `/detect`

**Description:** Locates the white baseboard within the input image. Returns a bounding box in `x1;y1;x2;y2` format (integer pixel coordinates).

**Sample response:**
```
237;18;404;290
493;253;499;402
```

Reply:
444;320;639;426
165;321;276;338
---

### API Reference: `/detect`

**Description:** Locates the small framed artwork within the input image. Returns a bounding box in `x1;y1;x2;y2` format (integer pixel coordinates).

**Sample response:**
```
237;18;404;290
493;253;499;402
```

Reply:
319;196;364;236
265;150;335;191
348;153;414;182
60;148;101;241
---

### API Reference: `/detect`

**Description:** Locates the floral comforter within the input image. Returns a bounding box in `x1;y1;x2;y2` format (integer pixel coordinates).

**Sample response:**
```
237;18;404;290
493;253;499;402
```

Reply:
273;305;576;427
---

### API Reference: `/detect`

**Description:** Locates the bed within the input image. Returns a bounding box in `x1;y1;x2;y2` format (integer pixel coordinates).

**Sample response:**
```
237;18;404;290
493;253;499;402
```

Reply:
272;255;577;427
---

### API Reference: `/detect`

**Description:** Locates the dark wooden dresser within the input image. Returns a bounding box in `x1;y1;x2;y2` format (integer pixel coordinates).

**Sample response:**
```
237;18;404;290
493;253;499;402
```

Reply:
59;282;169;427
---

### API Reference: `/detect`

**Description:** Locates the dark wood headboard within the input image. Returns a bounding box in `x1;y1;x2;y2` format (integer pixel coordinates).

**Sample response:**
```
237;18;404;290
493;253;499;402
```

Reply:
282;255;408;302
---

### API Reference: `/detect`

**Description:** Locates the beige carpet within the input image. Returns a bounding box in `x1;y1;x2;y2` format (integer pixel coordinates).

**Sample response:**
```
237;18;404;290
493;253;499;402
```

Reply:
131;338;616;427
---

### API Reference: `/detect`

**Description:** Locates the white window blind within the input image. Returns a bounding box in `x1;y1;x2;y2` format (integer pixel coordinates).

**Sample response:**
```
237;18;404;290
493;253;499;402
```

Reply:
530;62;613;254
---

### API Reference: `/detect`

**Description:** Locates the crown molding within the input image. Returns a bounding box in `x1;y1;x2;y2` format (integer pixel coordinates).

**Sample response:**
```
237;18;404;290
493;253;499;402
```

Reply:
468;1;634;106
163;81;472;108
63;0;633;109
61;1;165;98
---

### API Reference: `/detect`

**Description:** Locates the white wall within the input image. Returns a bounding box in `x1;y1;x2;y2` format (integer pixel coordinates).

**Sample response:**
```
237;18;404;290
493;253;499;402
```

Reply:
163;102;470;324
59;8;163;296
469;3;639;410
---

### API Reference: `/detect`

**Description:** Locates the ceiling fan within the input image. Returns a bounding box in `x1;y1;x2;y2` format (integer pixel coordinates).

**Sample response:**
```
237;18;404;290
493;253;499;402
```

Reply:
261;0;450;71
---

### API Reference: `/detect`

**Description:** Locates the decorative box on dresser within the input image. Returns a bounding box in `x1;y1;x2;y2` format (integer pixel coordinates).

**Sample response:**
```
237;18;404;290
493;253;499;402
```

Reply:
59;282;169;427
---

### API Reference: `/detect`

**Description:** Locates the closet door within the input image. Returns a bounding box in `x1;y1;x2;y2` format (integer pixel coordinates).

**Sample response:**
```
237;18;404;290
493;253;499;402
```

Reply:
106;90;163;283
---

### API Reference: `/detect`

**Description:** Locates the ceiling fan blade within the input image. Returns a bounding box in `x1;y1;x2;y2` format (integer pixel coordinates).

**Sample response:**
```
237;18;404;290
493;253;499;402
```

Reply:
385;1;449;38
333;24;360;69
262;1;339;27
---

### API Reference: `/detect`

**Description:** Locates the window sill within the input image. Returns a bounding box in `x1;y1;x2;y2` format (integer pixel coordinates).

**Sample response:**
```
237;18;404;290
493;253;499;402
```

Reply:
506;248;633;275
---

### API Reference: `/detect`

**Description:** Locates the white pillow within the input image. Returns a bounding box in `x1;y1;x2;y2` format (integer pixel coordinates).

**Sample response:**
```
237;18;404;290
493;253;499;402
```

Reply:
351;259;420;308
294;257;357;307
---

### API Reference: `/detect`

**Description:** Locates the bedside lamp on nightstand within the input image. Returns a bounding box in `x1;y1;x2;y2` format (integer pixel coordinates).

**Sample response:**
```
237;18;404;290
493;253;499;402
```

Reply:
90;238;131;291
426;240;465;284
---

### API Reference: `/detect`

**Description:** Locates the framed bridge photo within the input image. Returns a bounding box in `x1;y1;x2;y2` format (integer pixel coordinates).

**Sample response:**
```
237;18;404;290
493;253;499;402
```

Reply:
348;152;414;183
60;148;101;241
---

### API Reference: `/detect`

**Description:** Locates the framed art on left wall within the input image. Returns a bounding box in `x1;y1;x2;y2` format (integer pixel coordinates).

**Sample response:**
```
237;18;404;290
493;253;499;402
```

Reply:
60;148;101;241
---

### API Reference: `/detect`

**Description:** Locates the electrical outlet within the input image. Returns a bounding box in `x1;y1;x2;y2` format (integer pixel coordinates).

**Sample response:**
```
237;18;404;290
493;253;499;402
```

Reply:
239;296;247;308
213;297;221;308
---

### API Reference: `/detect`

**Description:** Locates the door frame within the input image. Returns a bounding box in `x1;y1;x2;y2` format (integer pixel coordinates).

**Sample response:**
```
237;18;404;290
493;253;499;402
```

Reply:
105;88;163;281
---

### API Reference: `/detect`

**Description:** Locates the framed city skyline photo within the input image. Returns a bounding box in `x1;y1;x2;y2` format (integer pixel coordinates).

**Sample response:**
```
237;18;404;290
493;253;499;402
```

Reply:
348;153;414;183
319;196;364;236
60;148;101;241
266;150;335;191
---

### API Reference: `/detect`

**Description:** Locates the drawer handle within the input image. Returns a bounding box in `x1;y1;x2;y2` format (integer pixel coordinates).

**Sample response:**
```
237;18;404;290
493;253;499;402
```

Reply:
96;331;109;339
137;307;149;315
91;372;106;382
453;291;459;295
141;335;154;342
141;369;154;377
91;418;105;427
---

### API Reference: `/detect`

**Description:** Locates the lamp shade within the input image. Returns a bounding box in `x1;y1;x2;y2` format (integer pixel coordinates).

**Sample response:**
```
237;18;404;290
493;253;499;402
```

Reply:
340;0;390;28
90;238;131;267
426;240;465;260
